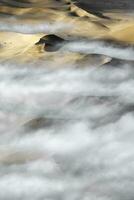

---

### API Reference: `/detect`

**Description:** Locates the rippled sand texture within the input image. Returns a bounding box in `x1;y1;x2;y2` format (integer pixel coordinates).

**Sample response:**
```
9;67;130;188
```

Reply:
0;1;134;200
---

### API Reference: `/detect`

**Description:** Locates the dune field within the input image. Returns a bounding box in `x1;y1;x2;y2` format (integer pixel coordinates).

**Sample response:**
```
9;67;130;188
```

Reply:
0;1;134;200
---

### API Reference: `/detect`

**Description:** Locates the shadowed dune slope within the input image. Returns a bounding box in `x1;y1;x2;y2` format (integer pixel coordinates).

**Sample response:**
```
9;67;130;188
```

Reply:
75;0;134;11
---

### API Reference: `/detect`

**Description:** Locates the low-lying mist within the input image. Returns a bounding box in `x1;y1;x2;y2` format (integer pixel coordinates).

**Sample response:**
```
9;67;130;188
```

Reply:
0;1;134;199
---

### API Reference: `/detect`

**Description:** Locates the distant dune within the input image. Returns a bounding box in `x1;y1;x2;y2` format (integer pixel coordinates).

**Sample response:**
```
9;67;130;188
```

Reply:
75;0;134;11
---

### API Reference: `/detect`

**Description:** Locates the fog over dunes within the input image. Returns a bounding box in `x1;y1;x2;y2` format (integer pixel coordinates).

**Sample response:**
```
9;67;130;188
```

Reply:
0;1;134;200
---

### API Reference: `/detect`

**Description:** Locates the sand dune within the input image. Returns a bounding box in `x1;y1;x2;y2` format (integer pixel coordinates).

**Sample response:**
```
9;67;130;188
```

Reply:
0;0;134;65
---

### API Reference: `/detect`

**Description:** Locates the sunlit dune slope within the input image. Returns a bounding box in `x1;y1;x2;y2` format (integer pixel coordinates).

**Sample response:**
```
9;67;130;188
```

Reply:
109;23;134;43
